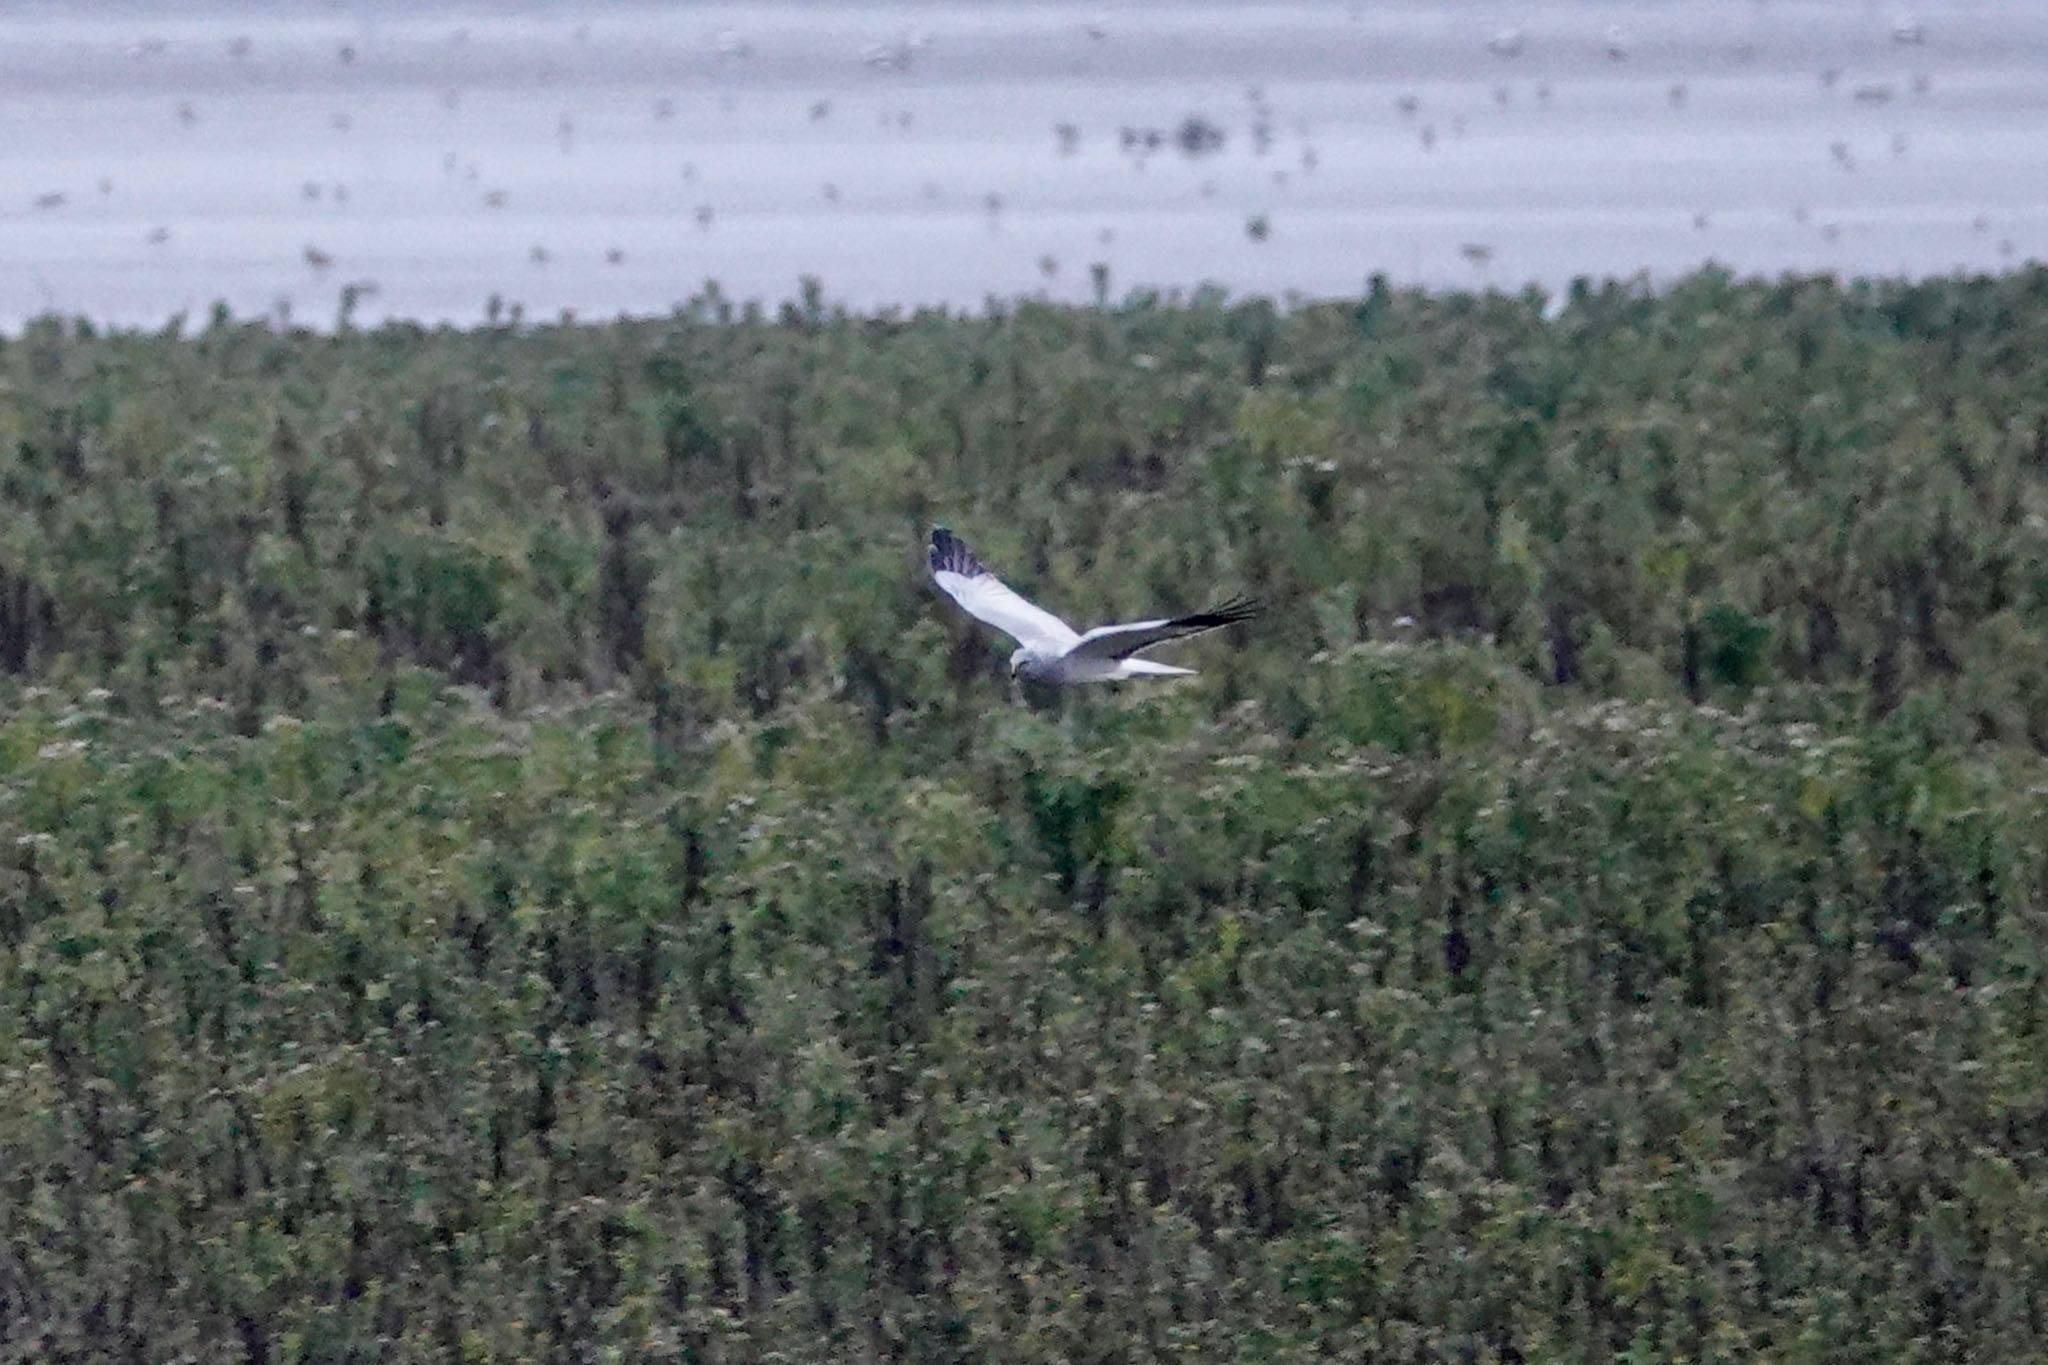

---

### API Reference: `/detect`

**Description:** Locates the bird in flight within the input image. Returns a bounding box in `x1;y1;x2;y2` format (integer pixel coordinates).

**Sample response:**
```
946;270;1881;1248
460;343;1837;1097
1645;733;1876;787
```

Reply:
929;526;1258;683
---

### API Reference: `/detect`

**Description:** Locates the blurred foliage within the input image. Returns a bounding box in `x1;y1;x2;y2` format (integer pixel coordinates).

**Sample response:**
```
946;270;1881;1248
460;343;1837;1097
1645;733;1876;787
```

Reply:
2;270;2048;1359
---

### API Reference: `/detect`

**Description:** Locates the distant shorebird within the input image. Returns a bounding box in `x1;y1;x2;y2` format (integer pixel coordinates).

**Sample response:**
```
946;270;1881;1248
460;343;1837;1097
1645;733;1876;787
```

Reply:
928;527;1257;684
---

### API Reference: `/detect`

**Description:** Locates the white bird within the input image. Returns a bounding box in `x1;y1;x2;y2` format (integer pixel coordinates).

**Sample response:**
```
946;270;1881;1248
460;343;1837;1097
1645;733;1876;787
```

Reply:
928;526;1257;683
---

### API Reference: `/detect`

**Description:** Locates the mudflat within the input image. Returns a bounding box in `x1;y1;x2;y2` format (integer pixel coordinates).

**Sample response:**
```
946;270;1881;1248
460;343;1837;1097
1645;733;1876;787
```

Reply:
1;0;2043;329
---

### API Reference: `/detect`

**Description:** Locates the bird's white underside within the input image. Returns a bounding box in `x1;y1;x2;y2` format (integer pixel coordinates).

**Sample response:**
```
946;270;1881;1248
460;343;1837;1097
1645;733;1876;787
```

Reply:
932;561;1215;683
932;568;1077;652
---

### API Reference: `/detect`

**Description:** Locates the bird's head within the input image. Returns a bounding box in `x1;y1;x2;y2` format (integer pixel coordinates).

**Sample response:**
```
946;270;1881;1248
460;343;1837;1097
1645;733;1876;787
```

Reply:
1009;646;1039;678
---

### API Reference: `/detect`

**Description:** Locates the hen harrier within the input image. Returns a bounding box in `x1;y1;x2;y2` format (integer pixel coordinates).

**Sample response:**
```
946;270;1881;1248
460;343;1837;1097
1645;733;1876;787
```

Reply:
929;526;1257;683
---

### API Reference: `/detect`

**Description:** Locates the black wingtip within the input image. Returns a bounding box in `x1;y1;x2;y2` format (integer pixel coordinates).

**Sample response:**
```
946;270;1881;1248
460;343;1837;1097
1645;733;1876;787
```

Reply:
1187;596;1262;630
928;525;986;577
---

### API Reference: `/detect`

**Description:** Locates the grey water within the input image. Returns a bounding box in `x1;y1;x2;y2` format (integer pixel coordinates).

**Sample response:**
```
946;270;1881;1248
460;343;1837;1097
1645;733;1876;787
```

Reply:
2;0;2045;330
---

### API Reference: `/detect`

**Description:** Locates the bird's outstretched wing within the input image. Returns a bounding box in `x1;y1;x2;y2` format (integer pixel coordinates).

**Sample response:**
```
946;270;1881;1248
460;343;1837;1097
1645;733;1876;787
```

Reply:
929;527;1079;651
1069;596;1260;660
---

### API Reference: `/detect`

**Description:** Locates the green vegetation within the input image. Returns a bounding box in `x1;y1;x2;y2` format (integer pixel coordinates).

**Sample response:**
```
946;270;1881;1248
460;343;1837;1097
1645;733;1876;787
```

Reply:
3;270;2048;1360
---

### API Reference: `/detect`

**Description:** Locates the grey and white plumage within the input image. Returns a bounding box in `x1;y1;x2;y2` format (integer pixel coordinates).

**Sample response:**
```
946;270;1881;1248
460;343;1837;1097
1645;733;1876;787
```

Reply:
928;526;1257;683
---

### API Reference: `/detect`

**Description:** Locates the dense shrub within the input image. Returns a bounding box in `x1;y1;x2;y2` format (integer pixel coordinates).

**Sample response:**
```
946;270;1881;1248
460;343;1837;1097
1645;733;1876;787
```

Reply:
2;271;2047;1360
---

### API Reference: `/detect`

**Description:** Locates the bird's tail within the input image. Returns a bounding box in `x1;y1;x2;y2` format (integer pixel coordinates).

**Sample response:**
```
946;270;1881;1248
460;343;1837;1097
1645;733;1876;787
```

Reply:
1118;659;1195;678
